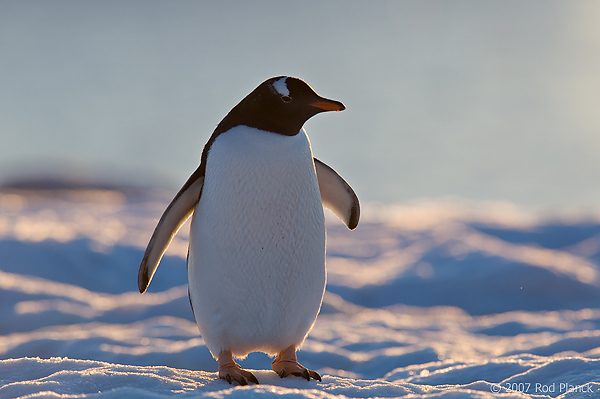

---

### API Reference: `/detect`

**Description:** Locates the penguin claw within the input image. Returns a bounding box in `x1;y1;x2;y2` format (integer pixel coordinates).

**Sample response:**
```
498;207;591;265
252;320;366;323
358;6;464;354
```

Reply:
291;368;311;381
219;368;257;386
218;350;259;385
271;345;321;382
248;373;260;385
274;362;320;381
309;369;322;381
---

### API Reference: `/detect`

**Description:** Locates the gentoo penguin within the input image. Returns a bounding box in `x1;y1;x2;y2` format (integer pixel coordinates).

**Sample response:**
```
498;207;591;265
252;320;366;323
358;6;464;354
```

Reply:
138;76;359;385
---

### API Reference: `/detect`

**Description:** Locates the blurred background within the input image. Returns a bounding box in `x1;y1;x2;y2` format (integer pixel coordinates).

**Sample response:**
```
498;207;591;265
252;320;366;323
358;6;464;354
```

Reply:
1;0;599;208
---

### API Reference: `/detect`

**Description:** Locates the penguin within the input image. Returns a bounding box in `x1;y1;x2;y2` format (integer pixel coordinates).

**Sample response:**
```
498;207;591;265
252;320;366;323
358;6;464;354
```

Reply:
138;76;359;385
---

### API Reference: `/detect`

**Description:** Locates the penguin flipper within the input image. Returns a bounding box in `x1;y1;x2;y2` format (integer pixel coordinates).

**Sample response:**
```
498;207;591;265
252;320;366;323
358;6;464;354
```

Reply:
138;168;204;293
314;158;360;230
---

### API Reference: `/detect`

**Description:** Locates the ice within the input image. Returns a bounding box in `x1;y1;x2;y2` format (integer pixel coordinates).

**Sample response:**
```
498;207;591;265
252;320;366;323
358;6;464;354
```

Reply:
1;190;600;398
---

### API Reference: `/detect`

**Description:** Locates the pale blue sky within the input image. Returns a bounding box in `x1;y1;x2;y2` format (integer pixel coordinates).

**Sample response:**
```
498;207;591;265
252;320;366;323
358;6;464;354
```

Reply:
2;1;600;207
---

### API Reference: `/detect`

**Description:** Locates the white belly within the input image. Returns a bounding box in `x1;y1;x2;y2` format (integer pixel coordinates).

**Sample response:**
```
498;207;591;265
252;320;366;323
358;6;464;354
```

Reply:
187;126;326;358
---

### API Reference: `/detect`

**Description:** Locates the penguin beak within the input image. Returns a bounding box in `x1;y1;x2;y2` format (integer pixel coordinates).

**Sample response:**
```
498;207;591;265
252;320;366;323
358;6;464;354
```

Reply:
309;98;346;112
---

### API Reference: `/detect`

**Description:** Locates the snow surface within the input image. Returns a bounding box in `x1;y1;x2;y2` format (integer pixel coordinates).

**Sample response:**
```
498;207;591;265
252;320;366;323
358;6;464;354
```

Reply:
1;189;600;398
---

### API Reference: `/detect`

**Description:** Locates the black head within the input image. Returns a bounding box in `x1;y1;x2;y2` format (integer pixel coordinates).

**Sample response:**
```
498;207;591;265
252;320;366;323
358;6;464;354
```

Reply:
214;76;345;136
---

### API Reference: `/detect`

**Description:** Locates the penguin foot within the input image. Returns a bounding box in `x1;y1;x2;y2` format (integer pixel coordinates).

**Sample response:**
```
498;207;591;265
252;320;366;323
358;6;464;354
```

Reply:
271;345;322;382
218;350;259;385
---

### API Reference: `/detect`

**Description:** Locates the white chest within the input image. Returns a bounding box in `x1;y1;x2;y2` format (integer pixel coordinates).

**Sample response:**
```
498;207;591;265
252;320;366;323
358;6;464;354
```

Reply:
196;126;325;248
187;126;327;357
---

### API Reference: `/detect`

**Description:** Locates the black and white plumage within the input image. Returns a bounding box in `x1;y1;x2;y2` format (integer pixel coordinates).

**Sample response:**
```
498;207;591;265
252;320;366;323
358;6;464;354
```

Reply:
138;76;359;385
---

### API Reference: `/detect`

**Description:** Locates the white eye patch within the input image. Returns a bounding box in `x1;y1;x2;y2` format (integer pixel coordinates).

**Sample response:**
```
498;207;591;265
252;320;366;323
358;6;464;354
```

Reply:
272;77;290;97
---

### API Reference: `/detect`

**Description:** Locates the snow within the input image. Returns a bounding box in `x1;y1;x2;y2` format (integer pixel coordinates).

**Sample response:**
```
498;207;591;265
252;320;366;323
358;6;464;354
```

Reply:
1;189;600;398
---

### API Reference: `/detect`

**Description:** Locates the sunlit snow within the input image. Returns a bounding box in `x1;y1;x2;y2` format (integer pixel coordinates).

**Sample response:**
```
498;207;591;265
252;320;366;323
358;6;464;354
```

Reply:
1;190;600;398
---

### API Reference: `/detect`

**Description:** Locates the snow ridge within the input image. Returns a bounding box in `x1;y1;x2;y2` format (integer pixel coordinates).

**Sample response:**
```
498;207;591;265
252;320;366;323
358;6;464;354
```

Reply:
1;191;600;398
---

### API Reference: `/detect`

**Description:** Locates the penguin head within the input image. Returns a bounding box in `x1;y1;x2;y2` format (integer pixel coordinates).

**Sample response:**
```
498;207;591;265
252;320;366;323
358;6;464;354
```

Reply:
216;76;345;136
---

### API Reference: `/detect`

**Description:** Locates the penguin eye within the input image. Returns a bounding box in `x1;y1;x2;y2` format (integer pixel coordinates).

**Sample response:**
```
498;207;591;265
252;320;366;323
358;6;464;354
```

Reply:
281;95;292;103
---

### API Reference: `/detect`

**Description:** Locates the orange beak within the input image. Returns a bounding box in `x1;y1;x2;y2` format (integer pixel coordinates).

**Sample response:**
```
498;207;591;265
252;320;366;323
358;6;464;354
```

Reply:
309;99;346;112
